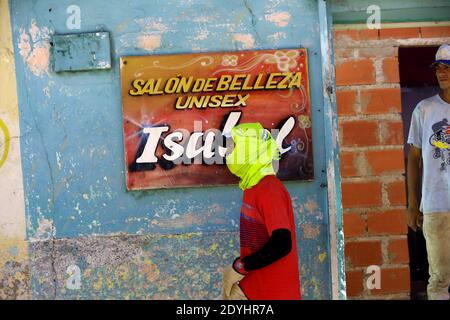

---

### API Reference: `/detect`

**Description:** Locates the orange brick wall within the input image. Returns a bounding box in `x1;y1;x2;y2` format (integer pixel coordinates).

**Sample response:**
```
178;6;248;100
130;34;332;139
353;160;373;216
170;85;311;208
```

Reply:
333;25;450;299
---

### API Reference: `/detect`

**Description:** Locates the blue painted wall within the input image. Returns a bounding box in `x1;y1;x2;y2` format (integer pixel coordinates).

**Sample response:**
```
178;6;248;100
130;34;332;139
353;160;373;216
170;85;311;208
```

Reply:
10;0;341;299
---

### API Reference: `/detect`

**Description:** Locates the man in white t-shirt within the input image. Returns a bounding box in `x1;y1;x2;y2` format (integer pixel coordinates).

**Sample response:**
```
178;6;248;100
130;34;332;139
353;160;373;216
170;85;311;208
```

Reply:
407;44;450;300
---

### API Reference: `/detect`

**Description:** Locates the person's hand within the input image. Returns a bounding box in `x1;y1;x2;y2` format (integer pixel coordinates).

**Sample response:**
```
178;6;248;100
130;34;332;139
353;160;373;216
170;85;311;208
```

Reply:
222;266;245;299
407;206;423;231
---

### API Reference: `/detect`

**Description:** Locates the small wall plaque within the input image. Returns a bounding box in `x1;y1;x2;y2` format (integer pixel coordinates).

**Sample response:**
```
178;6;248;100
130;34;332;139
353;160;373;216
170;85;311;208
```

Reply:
52;32;111;72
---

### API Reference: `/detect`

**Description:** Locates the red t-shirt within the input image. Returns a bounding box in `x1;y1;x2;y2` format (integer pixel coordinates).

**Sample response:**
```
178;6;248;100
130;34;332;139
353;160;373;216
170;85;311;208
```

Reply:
239;175;301;300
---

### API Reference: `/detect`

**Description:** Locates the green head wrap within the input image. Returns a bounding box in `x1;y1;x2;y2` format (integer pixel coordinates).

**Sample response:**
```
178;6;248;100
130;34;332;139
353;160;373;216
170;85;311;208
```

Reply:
225;123;280;190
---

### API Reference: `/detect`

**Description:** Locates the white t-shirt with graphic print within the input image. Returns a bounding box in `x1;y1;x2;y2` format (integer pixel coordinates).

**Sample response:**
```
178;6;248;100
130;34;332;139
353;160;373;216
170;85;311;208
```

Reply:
407;94;450;214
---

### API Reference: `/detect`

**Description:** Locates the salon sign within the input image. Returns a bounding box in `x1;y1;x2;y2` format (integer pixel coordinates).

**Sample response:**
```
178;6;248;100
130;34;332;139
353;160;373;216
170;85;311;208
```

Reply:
120;49;313;190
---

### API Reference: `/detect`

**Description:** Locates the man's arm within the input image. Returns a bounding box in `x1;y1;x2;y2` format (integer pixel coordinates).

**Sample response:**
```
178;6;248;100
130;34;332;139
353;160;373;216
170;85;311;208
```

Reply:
407;145;422;231
232;228;291;275
240;228;291;271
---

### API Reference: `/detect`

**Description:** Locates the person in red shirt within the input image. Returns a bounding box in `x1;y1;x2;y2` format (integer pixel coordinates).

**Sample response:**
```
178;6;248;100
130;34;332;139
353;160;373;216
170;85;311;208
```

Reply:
222;122;301;300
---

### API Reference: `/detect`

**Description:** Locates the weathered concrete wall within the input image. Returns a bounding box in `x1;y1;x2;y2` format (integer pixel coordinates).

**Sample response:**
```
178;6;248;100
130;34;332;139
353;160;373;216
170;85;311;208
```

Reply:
0;0;30;300
6;0;342;299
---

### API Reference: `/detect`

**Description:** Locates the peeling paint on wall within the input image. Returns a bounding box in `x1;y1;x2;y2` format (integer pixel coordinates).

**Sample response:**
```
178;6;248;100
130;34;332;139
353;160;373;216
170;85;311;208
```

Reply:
135;17;170;33
233;33;255;49
301;222;321;239
193;29;210;41
17;20;51;77
267;31;287;43
134;17;168;51
265;11;291;27
298;197;324;222
33;217;55;242
137;34;162;51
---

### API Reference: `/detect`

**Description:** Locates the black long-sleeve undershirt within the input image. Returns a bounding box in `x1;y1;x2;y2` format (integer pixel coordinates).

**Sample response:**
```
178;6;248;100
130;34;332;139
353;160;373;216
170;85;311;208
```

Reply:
241;228;292;271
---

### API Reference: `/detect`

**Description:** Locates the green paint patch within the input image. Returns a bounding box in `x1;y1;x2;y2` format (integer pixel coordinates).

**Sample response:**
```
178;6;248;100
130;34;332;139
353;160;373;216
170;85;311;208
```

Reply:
319;252;327;263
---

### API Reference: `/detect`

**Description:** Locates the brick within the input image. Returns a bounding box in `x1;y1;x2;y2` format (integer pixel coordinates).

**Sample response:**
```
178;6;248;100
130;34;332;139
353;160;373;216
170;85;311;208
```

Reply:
365;149;405;175
345;240;382;267
367;209;408;235
368;267;410;295
382;57;400;83
346;270;364;297
387;180;407;206
379;27;420;39
336;90;357;116
334;48;356;59
381;121;405;145
334;29;379;41
336;59;376;86
388;238;410;264
341;120;379;147
342;181;382;208
420;26;450;38
360;88;401;115
343;212;366;238
340;151;358;177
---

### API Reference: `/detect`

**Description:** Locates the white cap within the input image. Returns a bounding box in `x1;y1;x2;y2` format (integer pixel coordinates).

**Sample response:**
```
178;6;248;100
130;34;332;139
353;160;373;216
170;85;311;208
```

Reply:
432;44;450;66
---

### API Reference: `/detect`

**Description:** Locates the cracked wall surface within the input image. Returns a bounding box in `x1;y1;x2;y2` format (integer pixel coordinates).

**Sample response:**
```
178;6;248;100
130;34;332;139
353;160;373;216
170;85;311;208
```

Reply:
6;0;336;299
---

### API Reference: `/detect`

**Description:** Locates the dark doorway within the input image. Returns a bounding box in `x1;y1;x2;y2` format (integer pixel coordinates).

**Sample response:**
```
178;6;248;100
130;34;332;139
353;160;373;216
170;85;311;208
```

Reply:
398;46;439;300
